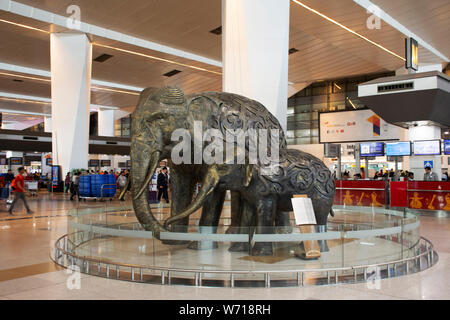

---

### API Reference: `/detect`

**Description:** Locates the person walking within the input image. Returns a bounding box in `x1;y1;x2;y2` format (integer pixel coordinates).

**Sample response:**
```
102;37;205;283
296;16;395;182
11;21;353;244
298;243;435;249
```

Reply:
423;166;438;181
157;167;169;203
8;167;33;215
64;172;71;193
70;172;80;200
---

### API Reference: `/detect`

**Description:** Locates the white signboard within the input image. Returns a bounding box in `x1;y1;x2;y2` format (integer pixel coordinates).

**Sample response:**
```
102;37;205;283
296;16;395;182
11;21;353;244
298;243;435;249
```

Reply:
291;197;317;225
319;109;400;143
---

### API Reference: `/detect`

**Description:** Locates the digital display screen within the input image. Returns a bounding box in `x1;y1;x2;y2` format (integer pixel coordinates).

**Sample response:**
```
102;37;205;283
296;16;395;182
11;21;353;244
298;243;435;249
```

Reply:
386;142;411;156
413;140;441;155
360;142;384;157
9;157;23;165
444;140;450;155
100;160;111;167
52;166;59;185
46;158;52;166
89;160;100;167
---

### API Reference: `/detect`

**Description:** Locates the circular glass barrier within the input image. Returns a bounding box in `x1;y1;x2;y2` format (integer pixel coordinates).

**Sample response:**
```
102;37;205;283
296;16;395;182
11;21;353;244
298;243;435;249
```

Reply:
52;203;437;288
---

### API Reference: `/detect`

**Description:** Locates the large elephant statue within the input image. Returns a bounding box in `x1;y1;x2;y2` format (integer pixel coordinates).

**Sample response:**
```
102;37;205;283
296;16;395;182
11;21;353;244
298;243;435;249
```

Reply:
130;86;287;240
164;148;336;256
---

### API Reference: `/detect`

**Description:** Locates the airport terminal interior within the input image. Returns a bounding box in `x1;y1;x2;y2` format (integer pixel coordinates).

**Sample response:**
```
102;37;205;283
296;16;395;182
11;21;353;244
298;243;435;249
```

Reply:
0;0;449;301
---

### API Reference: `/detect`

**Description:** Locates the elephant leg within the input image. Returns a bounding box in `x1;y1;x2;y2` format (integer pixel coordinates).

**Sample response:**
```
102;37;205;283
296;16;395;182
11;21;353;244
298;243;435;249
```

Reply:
275;211;292;234
162;167;194;245
188;189;226;250
226;191;242;234
228;197;253;253
311;197;332;252
251;197;276;256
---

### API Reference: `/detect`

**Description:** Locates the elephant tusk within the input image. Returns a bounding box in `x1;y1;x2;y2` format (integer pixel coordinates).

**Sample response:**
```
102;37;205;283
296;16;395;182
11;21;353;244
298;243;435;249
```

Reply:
134;150;161;200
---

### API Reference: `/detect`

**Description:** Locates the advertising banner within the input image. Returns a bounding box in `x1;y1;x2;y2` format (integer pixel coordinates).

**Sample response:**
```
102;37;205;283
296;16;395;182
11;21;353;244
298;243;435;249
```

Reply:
319;109;400;143
334;180;387;207
407;182;450;211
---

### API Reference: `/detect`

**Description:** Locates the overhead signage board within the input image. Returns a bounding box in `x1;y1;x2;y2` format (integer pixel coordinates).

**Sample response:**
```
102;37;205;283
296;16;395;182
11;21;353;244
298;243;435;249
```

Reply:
360;142;385;157
100;160;111;167
386;142;411;156
413;140;441;156
319;109;400;143
444;140;450;155
324;143;341;158
405;37;419;71
9;157;23;165
89;159;100;167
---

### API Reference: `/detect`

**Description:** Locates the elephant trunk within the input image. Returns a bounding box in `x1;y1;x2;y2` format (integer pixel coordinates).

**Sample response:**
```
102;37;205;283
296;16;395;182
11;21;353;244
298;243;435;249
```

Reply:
164;169;220;227
130;141;165;238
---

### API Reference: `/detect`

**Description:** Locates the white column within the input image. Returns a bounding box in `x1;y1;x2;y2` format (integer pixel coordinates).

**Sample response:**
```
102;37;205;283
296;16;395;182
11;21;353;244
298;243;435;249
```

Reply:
98;108;115;137
50;32;92;174
408;125;442;180
44;116;52;133
222;0;290;131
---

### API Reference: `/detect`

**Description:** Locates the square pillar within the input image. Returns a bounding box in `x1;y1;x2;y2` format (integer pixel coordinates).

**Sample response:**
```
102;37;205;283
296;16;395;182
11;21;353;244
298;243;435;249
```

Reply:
50;32;92;174
222;0;290;131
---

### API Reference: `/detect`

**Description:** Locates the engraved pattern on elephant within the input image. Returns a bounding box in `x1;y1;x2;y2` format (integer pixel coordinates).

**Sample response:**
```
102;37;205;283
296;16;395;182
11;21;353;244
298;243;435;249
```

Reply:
255;149;335;199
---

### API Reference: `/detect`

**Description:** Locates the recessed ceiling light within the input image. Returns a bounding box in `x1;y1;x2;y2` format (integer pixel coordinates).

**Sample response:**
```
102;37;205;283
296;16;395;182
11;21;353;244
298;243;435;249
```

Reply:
163;69;182;77
209;26;222;35
93;54;114;63
94;43;222;75
291;0;405;61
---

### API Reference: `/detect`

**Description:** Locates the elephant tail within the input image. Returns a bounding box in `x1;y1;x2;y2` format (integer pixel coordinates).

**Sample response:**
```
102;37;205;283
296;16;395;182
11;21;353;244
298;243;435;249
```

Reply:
329;208;335;217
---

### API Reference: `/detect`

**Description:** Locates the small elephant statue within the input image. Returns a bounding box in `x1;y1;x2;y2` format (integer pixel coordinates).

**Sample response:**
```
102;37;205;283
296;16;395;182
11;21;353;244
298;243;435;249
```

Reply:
165;148;336;256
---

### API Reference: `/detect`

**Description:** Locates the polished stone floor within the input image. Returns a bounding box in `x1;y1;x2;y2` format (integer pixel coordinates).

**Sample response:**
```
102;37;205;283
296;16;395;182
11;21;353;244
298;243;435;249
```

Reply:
0;192;448;300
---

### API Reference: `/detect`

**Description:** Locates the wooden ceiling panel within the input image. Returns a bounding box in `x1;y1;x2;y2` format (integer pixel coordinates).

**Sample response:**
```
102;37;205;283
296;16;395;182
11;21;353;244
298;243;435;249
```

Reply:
14;0;223;60
373;0;450;59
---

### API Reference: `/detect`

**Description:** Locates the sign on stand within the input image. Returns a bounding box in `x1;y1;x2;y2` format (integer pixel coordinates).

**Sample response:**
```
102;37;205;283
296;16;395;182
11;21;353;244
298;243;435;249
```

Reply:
291;197;317;225
292;195;320;260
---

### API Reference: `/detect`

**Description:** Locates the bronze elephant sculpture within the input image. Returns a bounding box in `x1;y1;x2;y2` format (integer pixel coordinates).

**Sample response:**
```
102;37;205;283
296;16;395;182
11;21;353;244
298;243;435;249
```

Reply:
130;87;287;240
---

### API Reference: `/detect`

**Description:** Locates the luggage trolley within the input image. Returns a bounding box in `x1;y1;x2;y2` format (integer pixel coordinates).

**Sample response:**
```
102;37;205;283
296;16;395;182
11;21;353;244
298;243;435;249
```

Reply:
25;181;38;197
79;174;116;201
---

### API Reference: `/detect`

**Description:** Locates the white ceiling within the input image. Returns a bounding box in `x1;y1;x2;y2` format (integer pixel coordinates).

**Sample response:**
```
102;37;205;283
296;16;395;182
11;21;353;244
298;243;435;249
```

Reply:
0;0;448;121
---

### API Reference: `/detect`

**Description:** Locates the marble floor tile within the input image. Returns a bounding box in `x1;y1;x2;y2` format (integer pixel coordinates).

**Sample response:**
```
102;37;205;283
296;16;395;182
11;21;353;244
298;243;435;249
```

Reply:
0;193;448;300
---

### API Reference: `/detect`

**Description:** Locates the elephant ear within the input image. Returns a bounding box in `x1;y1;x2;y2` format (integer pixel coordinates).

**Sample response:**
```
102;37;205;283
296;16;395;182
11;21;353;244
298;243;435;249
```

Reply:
244;164;254;187
159;87;186;105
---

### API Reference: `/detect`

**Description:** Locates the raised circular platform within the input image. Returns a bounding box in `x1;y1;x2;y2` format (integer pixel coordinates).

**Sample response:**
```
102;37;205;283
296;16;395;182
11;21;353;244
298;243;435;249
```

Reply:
52;204;437;287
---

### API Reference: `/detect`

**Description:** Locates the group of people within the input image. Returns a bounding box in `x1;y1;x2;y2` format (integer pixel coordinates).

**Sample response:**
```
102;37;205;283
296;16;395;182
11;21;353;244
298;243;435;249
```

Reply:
340;166;447;181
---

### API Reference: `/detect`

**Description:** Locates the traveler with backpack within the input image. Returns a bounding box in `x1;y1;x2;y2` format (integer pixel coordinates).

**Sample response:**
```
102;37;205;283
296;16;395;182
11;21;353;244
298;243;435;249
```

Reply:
8;167;33;215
